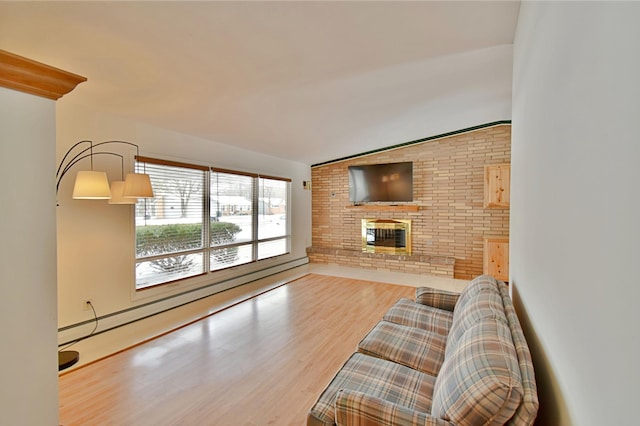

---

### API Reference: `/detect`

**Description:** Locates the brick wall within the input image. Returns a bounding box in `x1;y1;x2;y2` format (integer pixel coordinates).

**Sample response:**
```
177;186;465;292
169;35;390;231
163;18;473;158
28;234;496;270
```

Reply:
309;124;510;280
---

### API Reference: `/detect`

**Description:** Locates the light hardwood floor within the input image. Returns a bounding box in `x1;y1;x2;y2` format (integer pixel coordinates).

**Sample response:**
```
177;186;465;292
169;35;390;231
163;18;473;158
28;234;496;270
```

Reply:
59;274;416;425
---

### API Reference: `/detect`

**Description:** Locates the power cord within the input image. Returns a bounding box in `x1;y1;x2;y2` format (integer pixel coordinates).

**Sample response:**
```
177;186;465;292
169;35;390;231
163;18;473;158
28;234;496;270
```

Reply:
58;301;99;353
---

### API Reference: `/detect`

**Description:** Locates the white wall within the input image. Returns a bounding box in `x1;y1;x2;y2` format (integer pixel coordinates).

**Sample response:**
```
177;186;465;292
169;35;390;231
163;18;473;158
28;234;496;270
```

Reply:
0;87;59;424
56;100;312;341
511;2;640;425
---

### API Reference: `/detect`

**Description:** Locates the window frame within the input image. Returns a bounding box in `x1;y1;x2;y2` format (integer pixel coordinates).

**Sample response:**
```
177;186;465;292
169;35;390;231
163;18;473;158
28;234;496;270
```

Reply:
134;157;291;291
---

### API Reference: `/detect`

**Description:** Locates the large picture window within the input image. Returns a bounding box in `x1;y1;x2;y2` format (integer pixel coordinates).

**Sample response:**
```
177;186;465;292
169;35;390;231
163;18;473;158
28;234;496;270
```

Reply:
134;158;291;290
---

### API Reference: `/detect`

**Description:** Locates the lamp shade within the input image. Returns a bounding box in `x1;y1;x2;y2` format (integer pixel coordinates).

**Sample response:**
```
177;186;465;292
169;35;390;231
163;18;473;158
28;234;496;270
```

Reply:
72;171;111;199
123;173;154;198
108;181;137;204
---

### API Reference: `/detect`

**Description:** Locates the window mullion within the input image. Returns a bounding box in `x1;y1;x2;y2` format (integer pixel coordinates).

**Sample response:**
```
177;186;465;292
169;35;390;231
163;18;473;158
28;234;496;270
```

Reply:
252;176;259;261
203;169;211;272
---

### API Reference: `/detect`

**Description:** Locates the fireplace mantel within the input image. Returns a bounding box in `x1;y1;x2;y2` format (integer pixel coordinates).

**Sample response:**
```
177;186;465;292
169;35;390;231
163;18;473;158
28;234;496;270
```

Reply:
346;204;420;212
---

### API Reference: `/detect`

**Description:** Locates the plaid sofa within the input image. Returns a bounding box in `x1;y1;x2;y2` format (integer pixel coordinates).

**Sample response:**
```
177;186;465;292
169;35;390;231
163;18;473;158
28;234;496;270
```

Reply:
307;275;538;426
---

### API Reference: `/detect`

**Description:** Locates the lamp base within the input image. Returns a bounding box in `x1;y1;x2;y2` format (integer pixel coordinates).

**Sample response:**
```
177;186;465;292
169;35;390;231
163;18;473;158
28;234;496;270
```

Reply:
58;350;79;371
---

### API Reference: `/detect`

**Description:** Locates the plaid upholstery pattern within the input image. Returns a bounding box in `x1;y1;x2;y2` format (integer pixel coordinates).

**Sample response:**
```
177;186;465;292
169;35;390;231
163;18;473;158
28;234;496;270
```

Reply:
446;291;508;359
432;318;523;426
497;281;540;426
307;353;437;426
308;274;539;426
415;287;459;311
455;275;499;314
383;298;453;335
357;320;447;376
334;390;453;426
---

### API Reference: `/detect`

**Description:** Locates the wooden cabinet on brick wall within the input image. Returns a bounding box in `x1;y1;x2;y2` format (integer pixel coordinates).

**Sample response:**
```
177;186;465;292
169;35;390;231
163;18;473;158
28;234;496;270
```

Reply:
484;237;509;282
484;164;510;208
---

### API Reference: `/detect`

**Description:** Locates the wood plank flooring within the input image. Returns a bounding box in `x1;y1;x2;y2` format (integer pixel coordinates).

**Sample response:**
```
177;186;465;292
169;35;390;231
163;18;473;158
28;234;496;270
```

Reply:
59;274;415;425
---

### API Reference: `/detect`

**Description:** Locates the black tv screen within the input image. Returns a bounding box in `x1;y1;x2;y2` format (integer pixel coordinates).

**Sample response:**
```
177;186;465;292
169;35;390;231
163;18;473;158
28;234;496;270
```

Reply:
348;162;413;203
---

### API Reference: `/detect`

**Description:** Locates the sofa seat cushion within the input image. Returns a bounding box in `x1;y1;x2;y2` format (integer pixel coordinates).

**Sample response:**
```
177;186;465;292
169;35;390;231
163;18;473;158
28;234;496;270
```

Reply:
415;287;460;311
357;320;448;376
383;298;453;335
307;352;437;426
432;319;523;426
334;390;454;426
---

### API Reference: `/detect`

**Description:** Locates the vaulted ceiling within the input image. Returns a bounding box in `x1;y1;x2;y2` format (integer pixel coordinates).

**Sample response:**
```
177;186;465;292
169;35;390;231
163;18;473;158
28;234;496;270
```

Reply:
0;1;519;165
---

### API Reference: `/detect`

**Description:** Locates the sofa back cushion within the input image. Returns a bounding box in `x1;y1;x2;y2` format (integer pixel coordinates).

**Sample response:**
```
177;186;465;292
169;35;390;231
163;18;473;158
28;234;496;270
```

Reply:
432;319;523;426
455;275;499;313
497;281;539;425
446;290;508;358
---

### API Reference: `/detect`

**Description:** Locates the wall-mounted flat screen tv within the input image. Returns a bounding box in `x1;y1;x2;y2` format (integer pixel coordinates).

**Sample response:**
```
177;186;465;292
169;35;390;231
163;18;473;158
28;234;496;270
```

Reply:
348;162;413;203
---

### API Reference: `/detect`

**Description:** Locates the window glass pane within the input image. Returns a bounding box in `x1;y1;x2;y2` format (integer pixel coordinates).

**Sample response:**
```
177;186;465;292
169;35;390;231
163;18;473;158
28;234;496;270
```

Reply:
136;163;205;257
136;253;205;289
135;161;206;289
258;178;288;239
210;172;254;246
258;238;288;260
210;243;253;271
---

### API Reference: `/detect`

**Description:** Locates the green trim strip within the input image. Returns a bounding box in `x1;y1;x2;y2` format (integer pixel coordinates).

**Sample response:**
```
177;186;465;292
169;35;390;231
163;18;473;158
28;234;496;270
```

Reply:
311;120;511;167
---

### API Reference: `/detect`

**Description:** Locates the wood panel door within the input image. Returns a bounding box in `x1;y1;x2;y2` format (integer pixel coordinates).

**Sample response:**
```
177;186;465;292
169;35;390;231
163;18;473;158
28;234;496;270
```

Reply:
484;164;511;208
484;236;509;281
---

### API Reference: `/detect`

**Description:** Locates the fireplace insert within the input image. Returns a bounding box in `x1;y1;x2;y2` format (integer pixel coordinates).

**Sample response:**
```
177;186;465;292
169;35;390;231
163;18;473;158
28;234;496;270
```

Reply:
361;219;411;255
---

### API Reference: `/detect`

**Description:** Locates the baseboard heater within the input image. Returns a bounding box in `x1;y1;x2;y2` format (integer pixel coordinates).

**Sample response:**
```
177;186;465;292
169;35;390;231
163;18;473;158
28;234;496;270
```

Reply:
58;256;309;346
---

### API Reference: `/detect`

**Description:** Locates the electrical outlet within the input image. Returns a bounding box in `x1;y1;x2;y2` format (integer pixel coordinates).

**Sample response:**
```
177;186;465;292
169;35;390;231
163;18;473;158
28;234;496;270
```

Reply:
83;299;93;311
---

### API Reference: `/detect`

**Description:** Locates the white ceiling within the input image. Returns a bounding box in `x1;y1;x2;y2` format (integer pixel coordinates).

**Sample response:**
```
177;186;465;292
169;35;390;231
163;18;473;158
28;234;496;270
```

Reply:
0;1;520;165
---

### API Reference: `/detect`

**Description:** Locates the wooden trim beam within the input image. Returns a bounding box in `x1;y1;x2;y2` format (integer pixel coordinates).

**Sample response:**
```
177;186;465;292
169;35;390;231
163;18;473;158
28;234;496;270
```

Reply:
136;156;211;171
0;50;86;100
311;121;512;168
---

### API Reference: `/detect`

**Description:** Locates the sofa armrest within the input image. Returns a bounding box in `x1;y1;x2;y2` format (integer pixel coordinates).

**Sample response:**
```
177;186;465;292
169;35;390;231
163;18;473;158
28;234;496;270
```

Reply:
334;389;452;426
415;287;459;311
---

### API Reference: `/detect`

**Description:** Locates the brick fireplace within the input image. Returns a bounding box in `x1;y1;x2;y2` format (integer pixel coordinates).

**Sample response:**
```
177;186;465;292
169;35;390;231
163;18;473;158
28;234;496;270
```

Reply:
307;124;511;280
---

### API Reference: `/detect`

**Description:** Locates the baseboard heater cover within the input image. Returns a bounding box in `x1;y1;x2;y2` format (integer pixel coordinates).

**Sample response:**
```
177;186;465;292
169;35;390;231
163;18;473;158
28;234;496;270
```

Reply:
57;257;309;346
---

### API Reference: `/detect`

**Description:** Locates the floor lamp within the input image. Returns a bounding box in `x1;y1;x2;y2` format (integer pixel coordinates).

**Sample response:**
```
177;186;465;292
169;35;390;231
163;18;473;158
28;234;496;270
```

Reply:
55;140;154;370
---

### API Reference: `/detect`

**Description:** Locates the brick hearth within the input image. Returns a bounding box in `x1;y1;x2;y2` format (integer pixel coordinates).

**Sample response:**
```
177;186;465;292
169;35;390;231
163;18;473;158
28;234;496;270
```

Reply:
306;246;455;277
